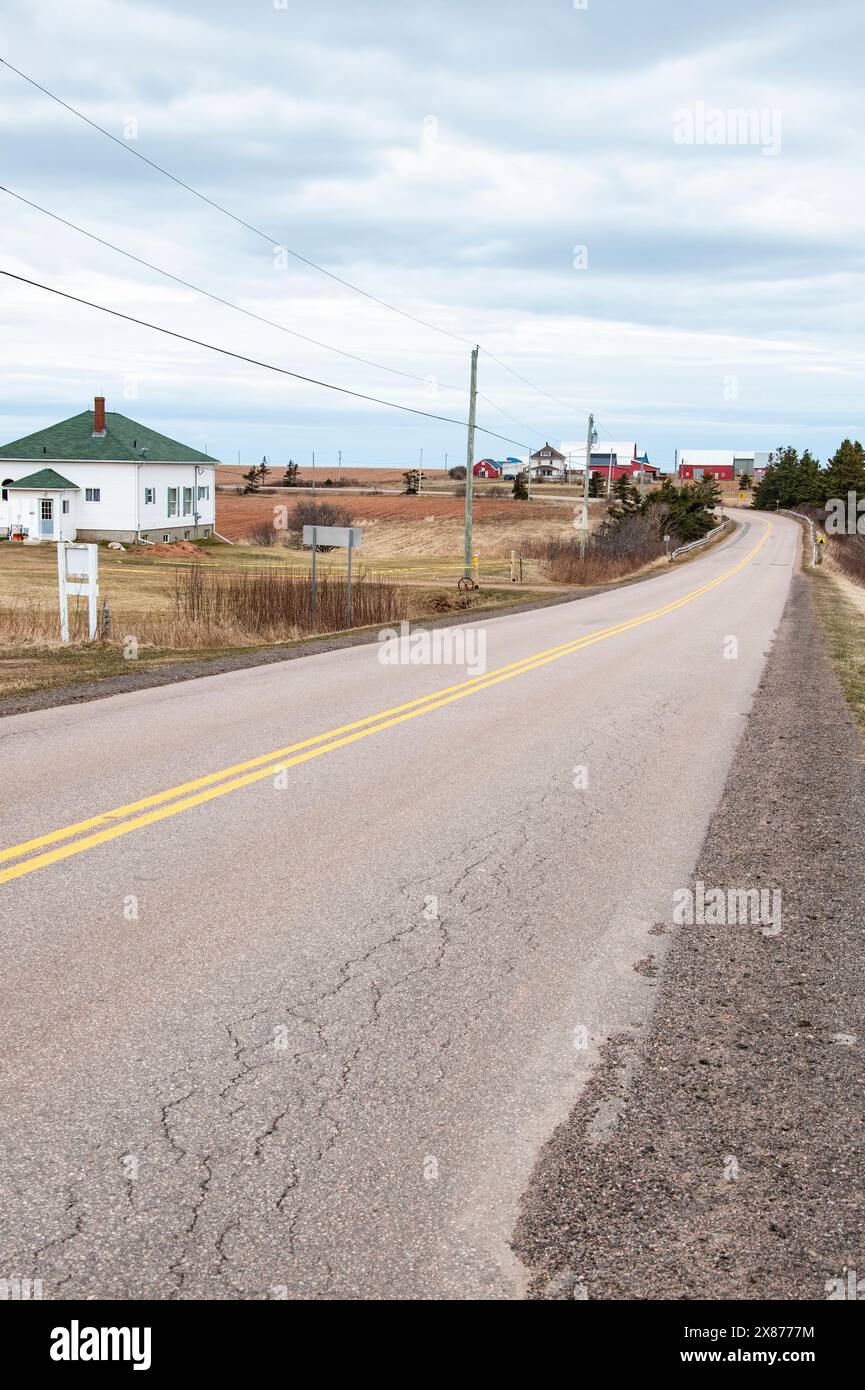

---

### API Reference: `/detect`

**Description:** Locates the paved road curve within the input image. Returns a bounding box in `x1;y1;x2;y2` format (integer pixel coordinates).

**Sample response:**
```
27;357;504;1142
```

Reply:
0;511;798;1299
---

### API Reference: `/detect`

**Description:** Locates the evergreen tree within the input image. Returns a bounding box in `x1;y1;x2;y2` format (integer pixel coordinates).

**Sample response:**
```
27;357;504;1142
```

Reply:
822;439;865;502
241;462;261;494
794;450;825;506
644;480;719;543
611;472;638;512
694;475;722;510
512;470;529;500
588;471;603;498
753;445;827;510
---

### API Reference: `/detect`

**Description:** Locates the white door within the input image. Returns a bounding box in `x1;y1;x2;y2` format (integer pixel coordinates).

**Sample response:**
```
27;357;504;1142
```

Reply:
39;498;54;537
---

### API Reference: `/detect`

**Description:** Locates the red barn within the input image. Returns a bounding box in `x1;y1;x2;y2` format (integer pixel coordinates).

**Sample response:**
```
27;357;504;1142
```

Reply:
678;462;735;481
559;440;657;483
675;451;755;482
473;459;503;478
596;458;659;482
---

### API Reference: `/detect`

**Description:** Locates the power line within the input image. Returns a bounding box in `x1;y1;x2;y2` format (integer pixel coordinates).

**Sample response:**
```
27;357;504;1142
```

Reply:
0;56;472;348
0;269;533;449
476;392;543;447
0;56;598;429
2;185;559;445
0;184;468;394
480;348;589;420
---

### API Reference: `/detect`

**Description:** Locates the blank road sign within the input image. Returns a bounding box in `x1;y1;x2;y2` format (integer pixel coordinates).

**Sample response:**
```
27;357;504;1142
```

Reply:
302;525;363;548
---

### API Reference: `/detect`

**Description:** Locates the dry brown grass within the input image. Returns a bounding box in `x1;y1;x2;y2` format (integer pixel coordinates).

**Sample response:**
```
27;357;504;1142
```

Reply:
0;595;252;651
0;564;411;651
523;511;667;584
174;564;410;639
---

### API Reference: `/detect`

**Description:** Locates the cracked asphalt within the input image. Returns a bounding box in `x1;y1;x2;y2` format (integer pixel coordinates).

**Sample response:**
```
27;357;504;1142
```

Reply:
0;512;799;1299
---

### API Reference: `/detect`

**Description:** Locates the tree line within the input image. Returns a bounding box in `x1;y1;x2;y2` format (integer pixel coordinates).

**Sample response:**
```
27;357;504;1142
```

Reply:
752;441;865;510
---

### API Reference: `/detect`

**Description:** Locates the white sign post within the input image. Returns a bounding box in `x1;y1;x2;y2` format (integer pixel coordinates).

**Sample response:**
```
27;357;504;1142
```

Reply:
58;542;99;642
302;525;363;627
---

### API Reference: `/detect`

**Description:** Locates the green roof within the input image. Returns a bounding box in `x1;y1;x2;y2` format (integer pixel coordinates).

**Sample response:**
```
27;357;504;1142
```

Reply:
0;408;218;463
6;468;80;490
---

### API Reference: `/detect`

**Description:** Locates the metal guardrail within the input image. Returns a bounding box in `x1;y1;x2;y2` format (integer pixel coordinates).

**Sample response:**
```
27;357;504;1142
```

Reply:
670;515;728;561
777;508;822;565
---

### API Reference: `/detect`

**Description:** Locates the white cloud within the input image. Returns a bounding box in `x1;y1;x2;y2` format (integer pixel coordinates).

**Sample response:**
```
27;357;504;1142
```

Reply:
0;0;863;467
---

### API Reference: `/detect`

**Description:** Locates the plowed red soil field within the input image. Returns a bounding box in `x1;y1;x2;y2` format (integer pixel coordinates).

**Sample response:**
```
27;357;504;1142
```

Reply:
216;491;563;541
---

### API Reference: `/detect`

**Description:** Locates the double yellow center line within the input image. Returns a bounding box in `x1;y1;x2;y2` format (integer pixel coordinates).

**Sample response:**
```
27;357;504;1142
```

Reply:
0;520;771;886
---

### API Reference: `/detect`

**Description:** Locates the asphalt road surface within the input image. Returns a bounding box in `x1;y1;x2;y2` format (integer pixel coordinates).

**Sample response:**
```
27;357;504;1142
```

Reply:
0;510;798;1299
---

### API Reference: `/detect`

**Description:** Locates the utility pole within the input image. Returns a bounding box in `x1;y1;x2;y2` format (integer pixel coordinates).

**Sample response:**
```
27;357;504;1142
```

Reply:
580;413;595;559
463;346;479;581
338;448;342;482
526;442;532;501
312;450;315;491
418;446;423;495
638;453;645;502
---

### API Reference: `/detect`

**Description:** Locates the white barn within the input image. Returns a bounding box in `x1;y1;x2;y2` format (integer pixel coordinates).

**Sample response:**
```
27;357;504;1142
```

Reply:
0;397;217;544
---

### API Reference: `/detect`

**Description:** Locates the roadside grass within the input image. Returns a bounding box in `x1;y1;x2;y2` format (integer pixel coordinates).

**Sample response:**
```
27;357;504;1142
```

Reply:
810;568;865;729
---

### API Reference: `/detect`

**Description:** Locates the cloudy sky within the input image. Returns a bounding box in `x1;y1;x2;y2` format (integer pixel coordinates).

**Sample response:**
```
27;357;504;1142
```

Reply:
1;0;863;471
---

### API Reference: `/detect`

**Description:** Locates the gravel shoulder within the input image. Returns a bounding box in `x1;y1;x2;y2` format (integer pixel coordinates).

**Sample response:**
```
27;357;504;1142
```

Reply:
514;568;865;1300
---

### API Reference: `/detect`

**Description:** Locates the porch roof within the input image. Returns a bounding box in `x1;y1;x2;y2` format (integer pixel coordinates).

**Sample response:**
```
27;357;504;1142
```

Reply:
5;468;80;491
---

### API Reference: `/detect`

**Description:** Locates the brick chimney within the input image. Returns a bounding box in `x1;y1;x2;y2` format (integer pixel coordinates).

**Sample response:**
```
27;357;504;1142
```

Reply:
93;395;106;436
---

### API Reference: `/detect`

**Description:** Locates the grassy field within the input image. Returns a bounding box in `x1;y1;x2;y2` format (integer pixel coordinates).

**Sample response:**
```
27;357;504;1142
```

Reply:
215;487;602;560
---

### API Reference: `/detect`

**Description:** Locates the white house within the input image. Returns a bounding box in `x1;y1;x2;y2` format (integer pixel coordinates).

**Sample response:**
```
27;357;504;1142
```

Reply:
528;443;566;479
0;397;218;544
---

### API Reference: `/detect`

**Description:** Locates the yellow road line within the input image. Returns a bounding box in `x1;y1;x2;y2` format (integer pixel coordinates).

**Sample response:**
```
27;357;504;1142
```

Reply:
0;520;771;886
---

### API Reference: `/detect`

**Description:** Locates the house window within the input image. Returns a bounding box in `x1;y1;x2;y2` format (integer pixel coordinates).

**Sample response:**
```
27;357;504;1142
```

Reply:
40;499;53;520
62;499;70;514
1;478;12;501
197;485;209;501
85;487;101;502
167;487;178;517
162;533;170;543
182;486;193;515
144;486;156;505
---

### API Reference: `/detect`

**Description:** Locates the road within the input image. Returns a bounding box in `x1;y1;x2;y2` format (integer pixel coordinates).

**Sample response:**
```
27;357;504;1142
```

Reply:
0;510;798;1300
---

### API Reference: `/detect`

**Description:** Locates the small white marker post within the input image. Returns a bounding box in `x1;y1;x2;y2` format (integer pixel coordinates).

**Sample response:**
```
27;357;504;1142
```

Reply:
58;542;99;642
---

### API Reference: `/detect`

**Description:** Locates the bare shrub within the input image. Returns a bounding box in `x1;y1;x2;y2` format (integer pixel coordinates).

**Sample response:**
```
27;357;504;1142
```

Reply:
282;498;354;549
249;520;278;547
524;510;666;584
175;564;409;636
